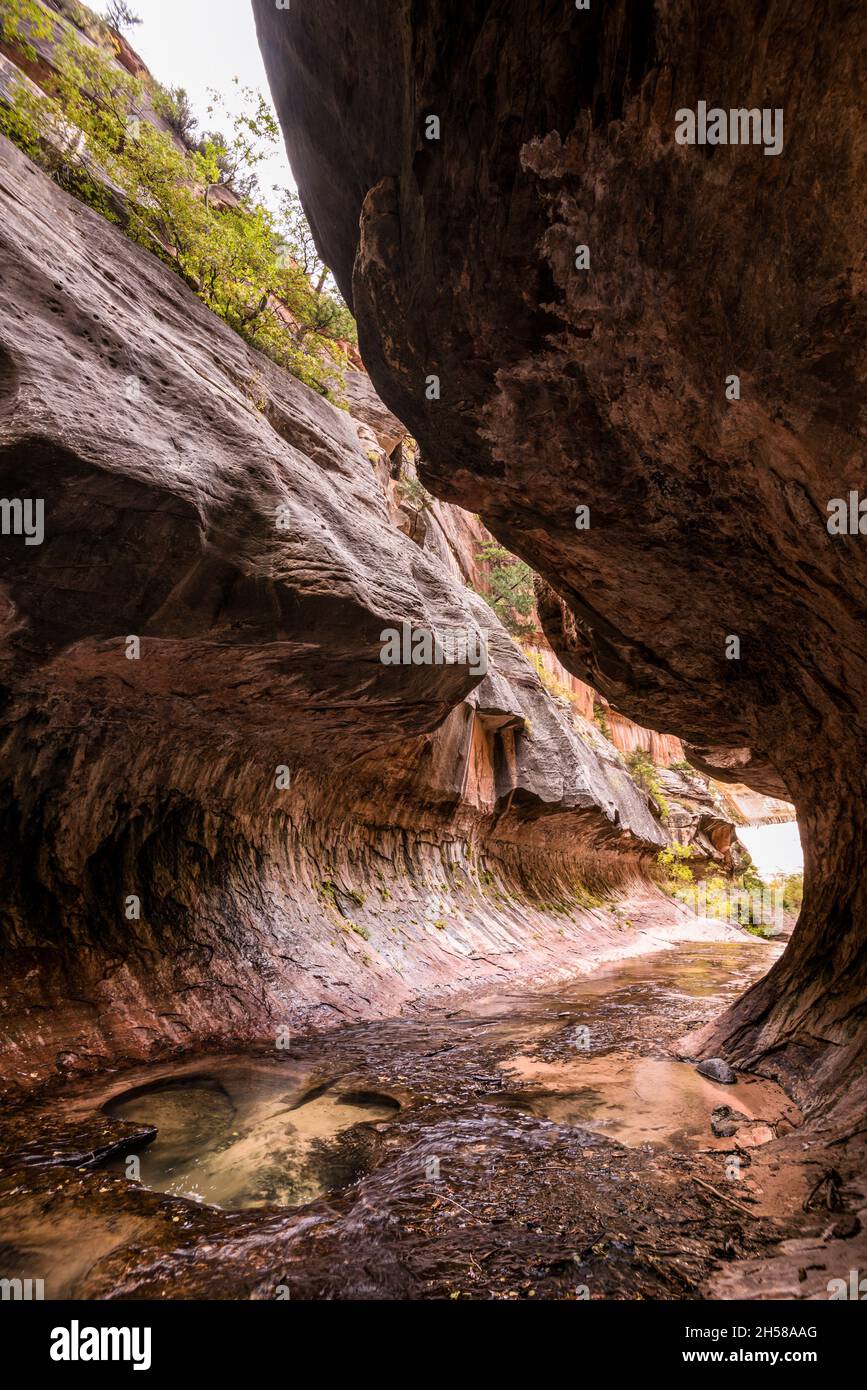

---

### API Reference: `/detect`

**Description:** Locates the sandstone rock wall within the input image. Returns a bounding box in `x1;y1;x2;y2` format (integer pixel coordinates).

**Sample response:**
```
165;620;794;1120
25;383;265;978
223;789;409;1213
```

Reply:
0;135;678;1094
253;0;865;1124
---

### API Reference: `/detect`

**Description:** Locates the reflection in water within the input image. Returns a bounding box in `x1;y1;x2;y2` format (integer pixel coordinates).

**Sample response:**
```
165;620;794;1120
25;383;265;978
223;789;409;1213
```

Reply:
499;1053;799;1149
2;940;791;1298
105;1069;399;1209
99;944;788;1206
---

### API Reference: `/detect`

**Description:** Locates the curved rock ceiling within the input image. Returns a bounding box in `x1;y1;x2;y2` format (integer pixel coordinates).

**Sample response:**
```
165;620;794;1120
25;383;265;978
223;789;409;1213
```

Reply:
253;0;867;1119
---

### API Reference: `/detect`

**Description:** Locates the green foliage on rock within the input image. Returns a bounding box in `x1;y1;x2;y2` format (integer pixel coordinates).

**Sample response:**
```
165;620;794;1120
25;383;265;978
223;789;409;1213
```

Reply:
525;650;574;703
657;841;694;887
0;0;355;398
738;853;766;895
593;700;612;739
626;748;670;820
153;84;197;144
474;541;536;638
0;0;51;60
395;469;434;514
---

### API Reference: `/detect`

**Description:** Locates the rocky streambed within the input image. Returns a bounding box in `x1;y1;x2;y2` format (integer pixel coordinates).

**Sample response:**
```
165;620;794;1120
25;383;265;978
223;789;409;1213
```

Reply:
3;937;863;1301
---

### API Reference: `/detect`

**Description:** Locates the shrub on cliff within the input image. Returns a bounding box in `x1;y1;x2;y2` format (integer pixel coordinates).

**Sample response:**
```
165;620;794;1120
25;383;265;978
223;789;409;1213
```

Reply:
593;700;612;740
670;757;696;774
525;649;575;704
153;84;197;146
474;541;536;638
102;1;140;33
626;749;670;820
0;0;51;56
0;0;354;398
657;841;694;888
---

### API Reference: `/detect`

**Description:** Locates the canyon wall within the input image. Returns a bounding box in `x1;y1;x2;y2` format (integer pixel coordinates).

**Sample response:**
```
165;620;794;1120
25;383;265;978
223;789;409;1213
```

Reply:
0;133;698;1095
254;0;866;1124
406;470;690;767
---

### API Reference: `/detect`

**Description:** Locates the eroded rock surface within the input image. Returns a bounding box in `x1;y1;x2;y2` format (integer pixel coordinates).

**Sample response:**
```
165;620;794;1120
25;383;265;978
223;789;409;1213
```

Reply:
0;135;686;1094
2;940;819;1301
254;0;867;1125
658;767;747;877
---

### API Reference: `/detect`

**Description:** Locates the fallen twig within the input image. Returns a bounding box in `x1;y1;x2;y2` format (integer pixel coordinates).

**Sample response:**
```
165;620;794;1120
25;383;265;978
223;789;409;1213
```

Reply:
692;1175;757;1216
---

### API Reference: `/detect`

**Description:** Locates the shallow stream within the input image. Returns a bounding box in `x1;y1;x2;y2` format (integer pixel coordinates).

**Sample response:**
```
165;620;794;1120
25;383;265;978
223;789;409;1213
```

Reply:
0;939;801;1298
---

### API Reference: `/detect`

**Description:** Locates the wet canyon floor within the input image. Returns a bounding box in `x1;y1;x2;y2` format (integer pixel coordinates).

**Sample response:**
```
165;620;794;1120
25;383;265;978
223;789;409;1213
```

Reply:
0;939;860;1300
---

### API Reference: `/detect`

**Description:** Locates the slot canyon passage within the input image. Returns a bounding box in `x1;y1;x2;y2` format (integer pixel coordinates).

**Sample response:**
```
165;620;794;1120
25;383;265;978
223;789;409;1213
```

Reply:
0;0;864;1306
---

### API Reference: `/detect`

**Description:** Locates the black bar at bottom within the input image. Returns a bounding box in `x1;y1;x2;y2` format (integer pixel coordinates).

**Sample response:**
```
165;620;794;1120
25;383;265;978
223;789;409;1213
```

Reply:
6;1296;860;1377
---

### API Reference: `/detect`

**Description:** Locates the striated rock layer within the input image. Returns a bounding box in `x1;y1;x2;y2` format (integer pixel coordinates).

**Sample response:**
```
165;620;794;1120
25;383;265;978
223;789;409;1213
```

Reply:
254;0;867;1123
0;135;690;1095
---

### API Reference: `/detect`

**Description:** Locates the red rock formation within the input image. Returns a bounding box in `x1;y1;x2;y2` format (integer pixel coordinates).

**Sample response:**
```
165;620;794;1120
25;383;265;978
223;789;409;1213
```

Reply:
0;135;684;1095
254;0;866;1124
349;364;690;761
603;710;683;766
718;784;797;828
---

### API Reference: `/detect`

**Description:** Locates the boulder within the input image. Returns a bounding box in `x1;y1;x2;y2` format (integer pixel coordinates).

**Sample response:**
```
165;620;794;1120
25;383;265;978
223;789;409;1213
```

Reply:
697;1058;737;1085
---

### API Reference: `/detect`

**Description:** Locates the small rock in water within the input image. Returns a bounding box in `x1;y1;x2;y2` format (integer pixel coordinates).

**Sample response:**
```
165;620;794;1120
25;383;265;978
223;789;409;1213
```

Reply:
710;1104;749;1137
696;1057;737;1085
735;1123;776;1149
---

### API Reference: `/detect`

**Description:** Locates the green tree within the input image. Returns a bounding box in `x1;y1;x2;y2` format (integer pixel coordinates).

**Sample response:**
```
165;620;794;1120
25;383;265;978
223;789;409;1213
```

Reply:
657;841;694;887
0;10;355;396
275;190;356;341
475;541;536;638
103;1;141;33
771;871;803;916
154;85;198;145
626;748;670;819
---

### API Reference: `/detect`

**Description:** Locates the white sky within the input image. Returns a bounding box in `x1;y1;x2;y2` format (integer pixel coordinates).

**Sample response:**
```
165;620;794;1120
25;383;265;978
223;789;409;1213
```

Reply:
128;0;296;202
738;822;803;877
